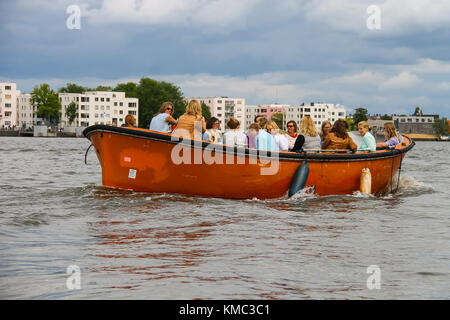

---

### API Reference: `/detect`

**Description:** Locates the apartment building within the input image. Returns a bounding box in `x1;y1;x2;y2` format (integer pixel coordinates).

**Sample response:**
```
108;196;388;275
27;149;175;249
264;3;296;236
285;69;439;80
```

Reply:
245;102;346;131
0;82;20;128
17;93;35;128
59;91;138;127
188;97;245;132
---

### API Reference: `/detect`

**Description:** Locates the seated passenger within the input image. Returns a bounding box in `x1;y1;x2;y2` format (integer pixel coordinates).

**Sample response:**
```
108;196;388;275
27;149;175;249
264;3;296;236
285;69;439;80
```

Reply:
321;119;357;152
247;115;264;149
284;120;298;151
172;100;206;139
320;121;332;146
222;118;247;147
357;121;376;151
121;114;137;128
376;122;401;149
267;121;289;151
149;102;177;133
256;117;277;151
204;117;222;143
291;117;321;152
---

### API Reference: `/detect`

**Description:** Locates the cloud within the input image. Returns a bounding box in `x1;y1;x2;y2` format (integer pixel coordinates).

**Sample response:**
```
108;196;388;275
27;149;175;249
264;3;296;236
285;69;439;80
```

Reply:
83;0;263;30
303;0;450;35
379;71;421;90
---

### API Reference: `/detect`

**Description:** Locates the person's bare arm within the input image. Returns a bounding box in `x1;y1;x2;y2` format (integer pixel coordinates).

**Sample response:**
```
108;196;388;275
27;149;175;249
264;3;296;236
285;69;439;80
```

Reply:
165;115;177;125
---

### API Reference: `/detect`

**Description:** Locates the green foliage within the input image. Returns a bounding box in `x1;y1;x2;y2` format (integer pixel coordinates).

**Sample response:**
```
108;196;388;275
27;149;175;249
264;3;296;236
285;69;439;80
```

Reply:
352;108;369;126
113;82;138;98
31;84;61;125
58;83;89;93
65;101;78;125
432;117;449;136
380;114;393;120
271;113;284;130
345;118;356;131
94;85;112;91
201;102;211;121
413;107;423;116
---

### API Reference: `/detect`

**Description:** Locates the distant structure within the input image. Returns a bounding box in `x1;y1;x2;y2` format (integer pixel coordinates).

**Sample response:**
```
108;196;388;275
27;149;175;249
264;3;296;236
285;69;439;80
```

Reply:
0;82;20;128
187;97;245;132
245;102;346;131
59;91;138;128
392;114;438;135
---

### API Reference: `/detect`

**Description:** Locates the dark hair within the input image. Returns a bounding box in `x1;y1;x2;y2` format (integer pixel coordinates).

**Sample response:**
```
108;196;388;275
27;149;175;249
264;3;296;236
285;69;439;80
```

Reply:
286;120;298;132
206;117;219;129
331;119;349;140
227;118;240;129
154;102;173;117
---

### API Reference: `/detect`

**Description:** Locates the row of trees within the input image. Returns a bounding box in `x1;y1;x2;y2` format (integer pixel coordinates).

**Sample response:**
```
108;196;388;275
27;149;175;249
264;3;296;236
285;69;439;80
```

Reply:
29;78;213;128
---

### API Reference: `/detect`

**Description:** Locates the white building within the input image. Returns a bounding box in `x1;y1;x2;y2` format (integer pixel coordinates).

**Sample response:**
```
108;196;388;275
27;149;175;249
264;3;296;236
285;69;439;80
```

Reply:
188;97;245;132
245;102;347;131
59;91;138;128
392;115;435;124
0;82;20;128
17;93;35;128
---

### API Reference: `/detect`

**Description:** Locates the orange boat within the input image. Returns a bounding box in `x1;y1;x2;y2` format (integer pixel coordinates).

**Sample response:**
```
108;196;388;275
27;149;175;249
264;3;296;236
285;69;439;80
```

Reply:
83;125;415;199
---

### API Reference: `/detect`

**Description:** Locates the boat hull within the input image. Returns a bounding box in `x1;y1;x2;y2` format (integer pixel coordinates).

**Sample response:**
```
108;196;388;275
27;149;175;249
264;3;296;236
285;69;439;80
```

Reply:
84;126;414;199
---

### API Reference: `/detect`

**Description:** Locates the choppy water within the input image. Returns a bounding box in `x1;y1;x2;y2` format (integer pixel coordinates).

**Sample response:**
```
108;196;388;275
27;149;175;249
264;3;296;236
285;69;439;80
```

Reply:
0;137;448;299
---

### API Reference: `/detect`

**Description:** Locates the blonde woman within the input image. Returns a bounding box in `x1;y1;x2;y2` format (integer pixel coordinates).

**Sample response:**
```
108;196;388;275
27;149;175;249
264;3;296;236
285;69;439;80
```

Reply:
173;100;206;139
376;122;400;149
357;121;376;151
299;116;321;150
267;120;289;151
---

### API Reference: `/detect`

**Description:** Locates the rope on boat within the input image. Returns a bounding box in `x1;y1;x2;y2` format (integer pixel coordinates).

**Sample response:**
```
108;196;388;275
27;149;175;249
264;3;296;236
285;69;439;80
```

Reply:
390;155;394;193
85;143;94;165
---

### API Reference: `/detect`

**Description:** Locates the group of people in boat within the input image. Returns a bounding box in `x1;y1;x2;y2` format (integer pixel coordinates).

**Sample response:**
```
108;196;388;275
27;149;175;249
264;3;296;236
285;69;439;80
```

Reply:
124;99;403;152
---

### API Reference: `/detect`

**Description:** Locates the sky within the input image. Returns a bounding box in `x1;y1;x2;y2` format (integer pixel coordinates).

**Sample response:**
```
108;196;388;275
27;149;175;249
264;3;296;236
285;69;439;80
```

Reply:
1;0;450;117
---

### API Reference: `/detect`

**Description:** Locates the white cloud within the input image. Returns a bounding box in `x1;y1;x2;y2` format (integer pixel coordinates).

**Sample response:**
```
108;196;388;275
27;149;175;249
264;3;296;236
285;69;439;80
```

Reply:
379;71;421;90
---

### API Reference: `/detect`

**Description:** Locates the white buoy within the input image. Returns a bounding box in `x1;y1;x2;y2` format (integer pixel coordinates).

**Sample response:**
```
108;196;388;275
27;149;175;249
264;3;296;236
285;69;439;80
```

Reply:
360;168;372;195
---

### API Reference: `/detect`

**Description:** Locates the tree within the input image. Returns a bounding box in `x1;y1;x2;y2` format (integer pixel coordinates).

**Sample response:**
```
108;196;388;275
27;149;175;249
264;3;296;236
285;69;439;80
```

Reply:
31;84;61;125
345;118;356;131
381;114;392;120
432;117;449;136
352;108;369;126
201;102;211;121
271;113;284;130
65;101;78;126
114;82;138;98
58;83;89;93
413;107;423;116
94;85;112;91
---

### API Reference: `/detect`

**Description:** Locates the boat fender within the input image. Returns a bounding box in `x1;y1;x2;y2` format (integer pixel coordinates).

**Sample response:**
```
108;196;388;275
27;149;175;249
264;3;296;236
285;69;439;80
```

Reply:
288;160;310;197
360;168;372;195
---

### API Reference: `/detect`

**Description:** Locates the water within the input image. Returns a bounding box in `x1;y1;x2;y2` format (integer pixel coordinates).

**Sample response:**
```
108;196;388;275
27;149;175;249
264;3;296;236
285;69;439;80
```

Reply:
0;137;448;299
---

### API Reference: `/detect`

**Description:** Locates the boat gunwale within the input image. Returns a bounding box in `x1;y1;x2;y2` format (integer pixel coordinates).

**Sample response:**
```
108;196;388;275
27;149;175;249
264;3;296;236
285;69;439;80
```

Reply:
83;125;415;161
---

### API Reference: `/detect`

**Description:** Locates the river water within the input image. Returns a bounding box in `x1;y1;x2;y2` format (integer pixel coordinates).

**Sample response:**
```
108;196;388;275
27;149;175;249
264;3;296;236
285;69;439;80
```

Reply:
0;137;448;299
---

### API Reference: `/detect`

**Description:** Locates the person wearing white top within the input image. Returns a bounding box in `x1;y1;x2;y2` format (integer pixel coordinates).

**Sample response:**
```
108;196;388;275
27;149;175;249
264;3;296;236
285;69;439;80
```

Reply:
222;118;248;147
267;120;289;151
205;117;222;143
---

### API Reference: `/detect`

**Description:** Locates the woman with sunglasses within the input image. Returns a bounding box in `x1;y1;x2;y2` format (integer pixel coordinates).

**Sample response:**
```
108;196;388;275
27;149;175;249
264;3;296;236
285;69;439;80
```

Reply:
149;102;177;133
283;120;298;151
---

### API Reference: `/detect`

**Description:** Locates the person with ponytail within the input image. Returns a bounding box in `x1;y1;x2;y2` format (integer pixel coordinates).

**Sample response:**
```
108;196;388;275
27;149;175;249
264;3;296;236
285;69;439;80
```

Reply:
357;121;376;151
